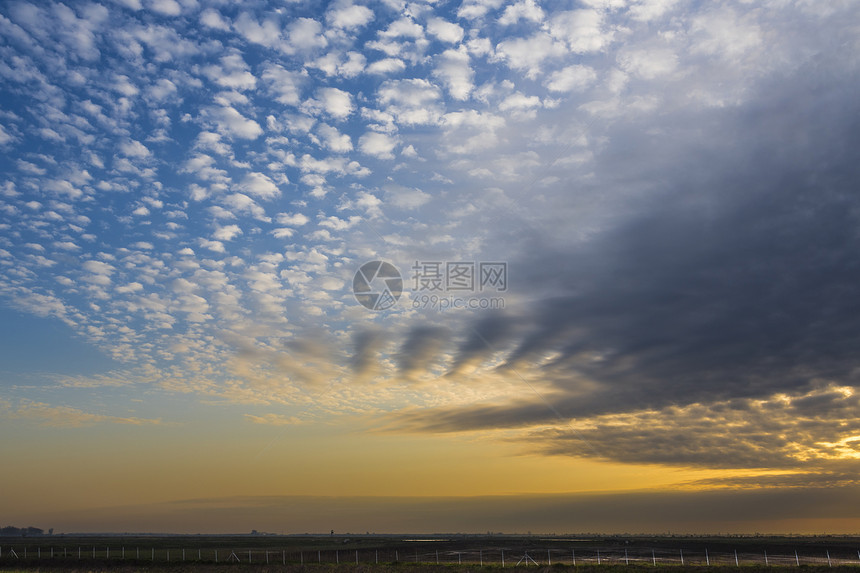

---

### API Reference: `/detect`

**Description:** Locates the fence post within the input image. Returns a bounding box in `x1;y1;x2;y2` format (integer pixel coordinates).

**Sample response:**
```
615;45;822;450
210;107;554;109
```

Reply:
680;549;684;565
356;550;358;564
573;549;576;566
735;549;739;566
706;548;710;566
765;550;768;566
598;549;601;565
827;550;831;567
795;550;799;566
652;549;656;566
625;549;628;565
480;549;483;566
502;549;505;568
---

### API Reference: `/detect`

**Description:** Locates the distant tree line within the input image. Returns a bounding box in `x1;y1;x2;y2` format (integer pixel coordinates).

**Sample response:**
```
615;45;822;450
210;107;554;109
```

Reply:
0;526;52;536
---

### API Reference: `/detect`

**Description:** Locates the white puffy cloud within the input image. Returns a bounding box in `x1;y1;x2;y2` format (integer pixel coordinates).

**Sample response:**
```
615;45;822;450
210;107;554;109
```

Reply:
198;238;226;253
0;125;15;145
426;17;464;44
439;108;506;153
120;140;151;158
200;8;230;31
238;172;281;200
359;131;399;159
277;212;310;226
627;0;683;22
147;78;177;101
312;87;354;119
113;74;139;97
318;215;360;231
326;2;374;30
338;51;366;77
213;224;242;241
234;12;281;48
148;0;181;16
203;53;257;91
499;92;541;112
221;193;269;221
367;58;407;75
316;124;353;152
458;0;505;20
287;18;327;52
499;0;545;25
82;260;115;285
209;106;263;139
547;9;613;54
690;7;762;60
433;47;473;100
384;184;431;209
181;153;228;183
545;64;598;92
380;17;424;39
495;32;567;78
617;48;678;79
272;228;295;239
377;78;443;125
262;64;304;105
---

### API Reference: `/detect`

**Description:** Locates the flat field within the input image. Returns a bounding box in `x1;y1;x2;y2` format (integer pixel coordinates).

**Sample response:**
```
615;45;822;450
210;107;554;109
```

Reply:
2;535;859;572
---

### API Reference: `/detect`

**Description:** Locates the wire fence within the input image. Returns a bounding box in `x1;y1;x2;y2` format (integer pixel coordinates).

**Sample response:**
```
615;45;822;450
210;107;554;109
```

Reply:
1;544;860;567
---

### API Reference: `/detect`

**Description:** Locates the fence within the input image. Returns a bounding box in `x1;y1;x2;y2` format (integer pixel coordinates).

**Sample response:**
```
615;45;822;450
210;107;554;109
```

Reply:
1;544;860;567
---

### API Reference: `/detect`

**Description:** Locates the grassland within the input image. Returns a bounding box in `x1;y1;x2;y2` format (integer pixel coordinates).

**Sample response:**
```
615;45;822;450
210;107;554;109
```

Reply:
1;535;859;572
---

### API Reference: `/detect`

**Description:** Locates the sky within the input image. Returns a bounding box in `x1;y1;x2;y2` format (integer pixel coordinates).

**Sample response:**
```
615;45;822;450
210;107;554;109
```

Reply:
1;0;860;535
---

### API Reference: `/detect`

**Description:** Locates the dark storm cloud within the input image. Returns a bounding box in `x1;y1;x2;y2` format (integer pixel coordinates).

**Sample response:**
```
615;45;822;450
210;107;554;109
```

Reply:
688;469;860;490
383;20;860;474
395;325;450;377
527;390;860;469
446;311;516;375
351;327;385;378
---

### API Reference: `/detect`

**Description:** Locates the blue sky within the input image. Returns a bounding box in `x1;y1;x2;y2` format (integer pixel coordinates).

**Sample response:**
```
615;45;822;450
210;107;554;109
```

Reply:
3;0;860;533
